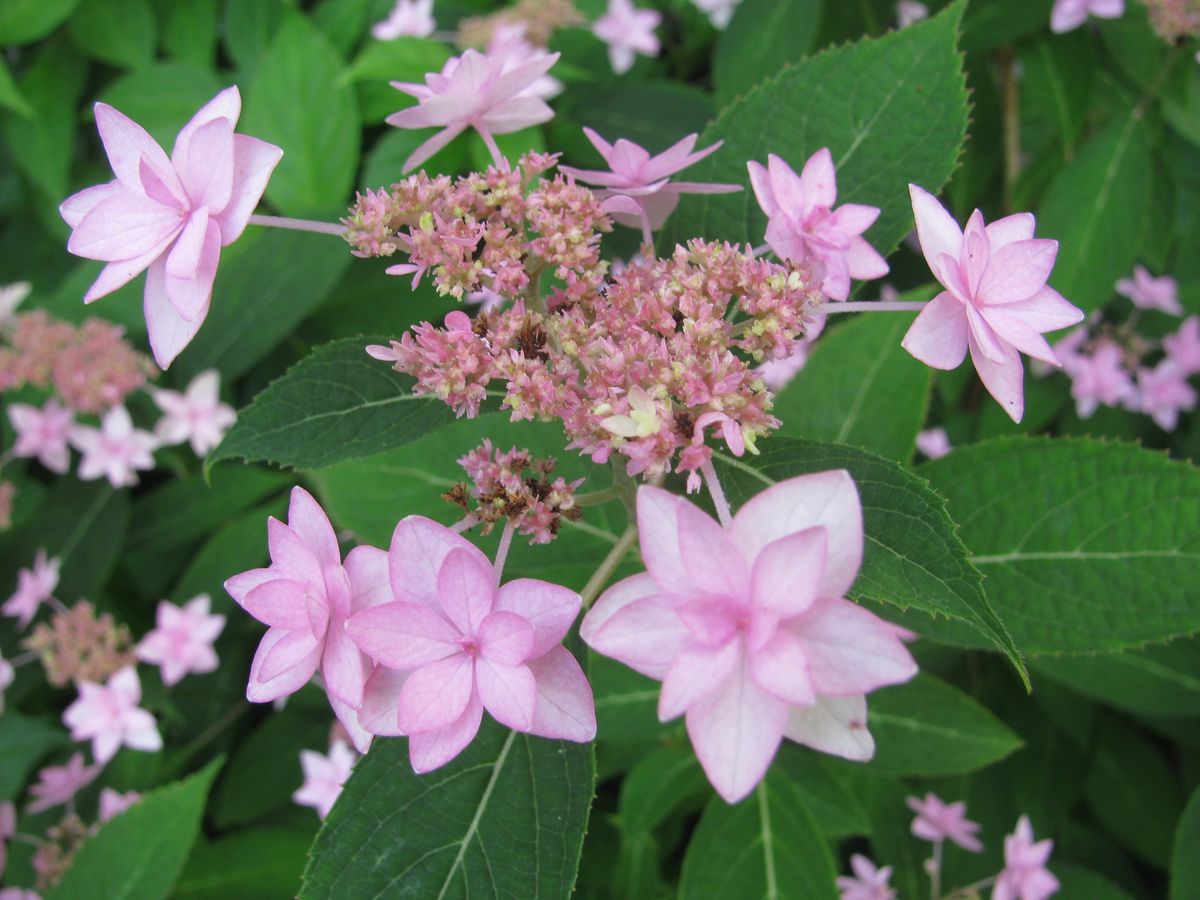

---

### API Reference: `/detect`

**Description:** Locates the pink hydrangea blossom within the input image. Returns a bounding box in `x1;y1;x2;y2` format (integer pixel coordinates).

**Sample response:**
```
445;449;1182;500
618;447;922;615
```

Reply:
69;405;158;488
581;472;918;803
915;427;952;460
1051;0;1125;33
897;1;930;27
59;88;283;369
293;739;357;819
136;594;225;686
906;792;984;851
0;889;40;900
371;0;435;40
7;399;75;474
484;24;563;101
1164;316;1200;375
748;149;889;301
994;816;1060;900
0;653;13;713
63;665;162;764
1132;359;1197;430
1115;265;1181;315
3;550;61;630
593;0;662;75
387;48;560;172
1064;339;1136;418
836;854;896;900
26;753;101;814
346;516;596;772
150;369;236;455
0;281;31;326
902;185;1085;423
97;788;140;822
692;0;743;28
0;800;13;878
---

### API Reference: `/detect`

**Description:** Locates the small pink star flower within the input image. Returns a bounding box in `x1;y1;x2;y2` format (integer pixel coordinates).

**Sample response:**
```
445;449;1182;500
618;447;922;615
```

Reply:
593;0;662;75
293;739;357;819
59;87;283;369
897;1;930;27
347;515;596;773
3;550;61;630
748;150;889;301
7;399;74;474
1064;340;1135;419
63;666;162;764
25;753;101;814
150;369;236;456
692;0;742;28
0;800;14;878
994;816;1061;900
906;792;984;851
69;405;158;488
97;788;140;822
837;854;897;900
582;471;918;803
1051;0;1125;33
371;0;435;40
902;185;1085;423
1164;316;1200;376
915;427;952;460
0;653;13;713
1132;359;1197;431
136;594;226;686
0;889;40;900
1115;265;1181;315
387;48;560;172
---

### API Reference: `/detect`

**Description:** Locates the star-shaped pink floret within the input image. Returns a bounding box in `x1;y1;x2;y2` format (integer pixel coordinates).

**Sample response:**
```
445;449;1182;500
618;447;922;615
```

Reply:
3;550;61;630
98;787;140;822
387;48;560;172
62;666;162;765
293;739;357;819
915;427;952;460
1050;0;1125;33
371;0;435;40
8;399;75;474
901;185;1085;423
1063;340;1135;419
136;594;226;686
346;515;596;773
593;0;662;75
1164;316;1200;376
1133;360;1197;431
151;369;237;456
906;792;984;851
25;752;101;814
0;800;14;879
836;854;897;900
581;471;917;803
994;816;1060;900
1115;264;1181;315
59;87;283;369
69;405;158;488
748;149;889;301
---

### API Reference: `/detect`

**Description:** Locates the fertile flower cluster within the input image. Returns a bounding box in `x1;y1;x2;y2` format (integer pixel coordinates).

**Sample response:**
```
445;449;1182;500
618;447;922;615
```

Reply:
23;601;135;688
1144;0;1200;41
455;0;582;48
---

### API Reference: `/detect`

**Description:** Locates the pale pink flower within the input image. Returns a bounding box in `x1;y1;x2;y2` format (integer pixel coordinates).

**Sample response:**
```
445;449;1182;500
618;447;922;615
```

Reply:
59;88;283;369
150;369;236;456
0;653;13;713
371;0;435;40
484;24;563;102
994;816;1061;900
97;788;140;822
906;792;984;851
559;129;740;239
1164;316;1200;376
902;185;1085;423
756;342;810;391
136;594;225;686
1065;340;1136;418
748;150;889;301
1115;265;1181;315
293;739;357;819
69;405;158;488
224;487;391;714
896;1;929;27
347;516;596;772
594;0;662;75
837;854;896;900
915;427;952;459
25;753;101;814
581;472;918;803
0;889;40;900
1051;0;1125;32
3;550;61;629
63;666;162;764
387;48;560;172
0;281;31;327
692;0;742;28
8;400;75;474
0;800;13;878
1132;359;1197;430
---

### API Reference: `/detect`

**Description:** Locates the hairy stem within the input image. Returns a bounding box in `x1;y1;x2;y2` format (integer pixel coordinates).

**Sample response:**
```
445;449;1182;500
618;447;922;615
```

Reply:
451;514;479;534
248;214;347;236
493;521;516;579
580;524;639;608
575;486;623;507
478;127;506;170
701;460;733;527
826;300;928;313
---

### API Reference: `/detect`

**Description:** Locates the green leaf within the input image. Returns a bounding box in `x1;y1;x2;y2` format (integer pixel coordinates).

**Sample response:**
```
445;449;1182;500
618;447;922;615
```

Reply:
299;722;595;899
774;312;932;461
47;759;222;900
713;437;1026;682
1171;785;1200;900
361;128;472;188
662;2;968;260
920;437;1200;654
0;58;33;118
713;0;822;107
959;0;1054;52
0;712;67;801
867;673;1023;775
97;63;224;149
244;9;360;215
553;81;716;162
619;747;708;835
169;498;284;610
162;0;218;68
1020;32;1095;158
0;0;81;45
771;746;870;838
222;0;285;74
1037;114;1152;313
174;826;312;900
67;0;156;69
591;652;669;741
210;336;459;470
678;769;838;900
1056;864;1137;900
343;37;453;124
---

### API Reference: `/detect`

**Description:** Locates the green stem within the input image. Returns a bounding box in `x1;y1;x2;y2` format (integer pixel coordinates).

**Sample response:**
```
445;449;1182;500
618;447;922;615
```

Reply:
575;486;623;507
580;524;639;609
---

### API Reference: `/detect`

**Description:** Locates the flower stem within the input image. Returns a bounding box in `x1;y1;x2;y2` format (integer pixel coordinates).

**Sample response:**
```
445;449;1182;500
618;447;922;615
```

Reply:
701;460;733;527
638;207;655;255
580;524;639;608
477;127;506;170
493;521;516;579
928;840;943;900
826;300;928;314
248;214;347;236
450;514;478;534
940;874;997;900
575;486;623;507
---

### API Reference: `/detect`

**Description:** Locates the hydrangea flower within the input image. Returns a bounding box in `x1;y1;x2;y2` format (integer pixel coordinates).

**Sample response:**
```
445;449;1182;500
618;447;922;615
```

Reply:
915;427;952;460
692;0;743;28
906;792;984;851
7;399;74;474
1133;359;1197;430
1050;0;1125;33
59;88;283;368
994;816;1060;900
593;0;661;75
748;149;889;301
136;594;225;686
293;739;357;819
69;405;158;488
0;653;13;713
3;550;61;630
582;471;917;802
371;0;435;40
150;369;237;456
896;1;930;27
1115;265;1181;315
98;788;140;822
347;516;596;772
901;185;1085;422
1063;340;1136;419
62;666;162;764
1164;316;1200;375
25;753;100;814
836;854;897;900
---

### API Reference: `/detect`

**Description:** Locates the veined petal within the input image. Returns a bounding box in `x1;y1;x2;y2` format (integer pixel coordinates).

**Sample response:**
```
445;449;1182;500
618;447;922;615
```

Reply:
144;256;208;369
166;207;210;281
968;331;1025;423
583;592;688;680
83;239;175;304
214;134;283;245
164;218;221;322
525;647;596;742
984;212;1035;250
477;611;535;665
345;545;393;614
243;579;312;630
750;527;826;618
747;160;777;217
68;191;183;262
358;666;410;737
267;518;322;588
797;147;837;211
493;579;580;656
94;102;182;200
784;694;874;761
322;625;367;709
637;486;748;599
437;547;495;636
61;182;120;229
176;117;235;214
408;693;483;773
767;153;808;219
909;184;963;279
287;486;342;570
579;572;658;642
977;239;1058;306
788;598;917;695
658;640;740;722
396;653;474;733
749;629;816;705
345;601;458;668
389;515;490;604
475;658;536;731
480;95;555;135
171;86;242;165
247;627;322;702
900;292;969;370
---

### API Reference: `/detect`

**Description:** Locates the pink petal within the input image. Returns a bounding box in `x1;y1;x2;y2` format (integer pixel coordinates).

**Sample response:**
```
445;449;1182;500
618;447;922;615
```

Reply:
658;640;740;721
977;239;1058;306
644;133;717;183
170;86;241;166
964;304;1010;364
583;592;689;679
287;487;342;571
798;147;837;211
322;625;367;709
901;291;969;370
525;647;596;741
215;134;283;245
437;547;495;636
477;611;535;665
224;567;275;606
493;579;580;656
749;630;815;705
68;190;182;262
259;627;324;682
480;95;554;134
475;658;536;731
345;545;393;614
60;182;119;229
389;515;490;605
747;160;777;217
243;579;312;630
166;207;210;281
579;571;658;642
767;153;807;218
83;240;174;304
985;212;1035;250
408;693;483;773
784;694;874;761
144;256;207;369
397;653;474;733
829;203;881;235
163;216;220;322
345;601;459;668
358;666;410;736
968;332;1024;422
789;598;917;695
978;307;1059;365
582;126;615;159
750;527;826;617
909;184;963;281
268;518;323;588
175;117;235;214
991;285;1084;332
328;692;374;754
398;124;470;173
845;235;890;280
637;486;748;598
1050;0;1088;32
94;102;183;202
247;627;322;702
